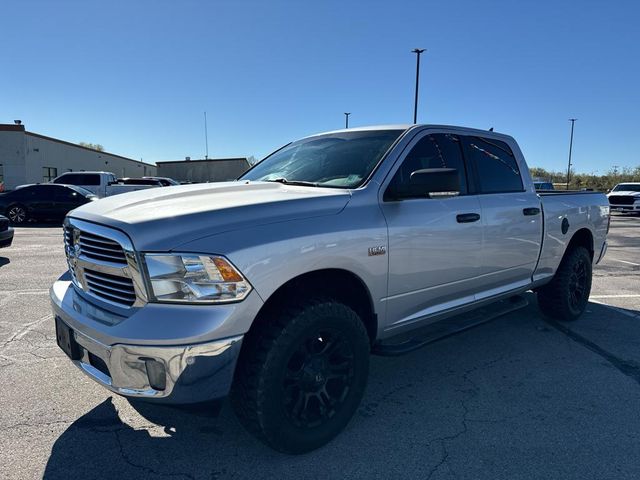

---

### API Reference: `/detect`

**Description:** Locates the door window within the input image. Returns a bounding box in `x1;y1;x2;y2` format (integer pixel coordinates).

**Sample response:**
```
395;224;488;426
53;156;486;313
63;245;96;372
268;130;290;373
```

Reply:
388;133;468;196
53;186;79;201
464;137;523;193
29;185;56;200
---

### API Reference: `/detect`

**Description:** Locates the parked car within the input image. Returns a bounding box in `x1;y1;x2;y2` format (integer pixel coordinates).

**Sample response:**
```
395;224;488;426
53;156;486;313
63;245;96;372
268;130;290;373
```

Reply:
51;125;609;454
52;172;161;198
142;176;180;186
607;182;640;213
0;184;97;224
116;177;163;186
0;215;13;248
533;181;554;191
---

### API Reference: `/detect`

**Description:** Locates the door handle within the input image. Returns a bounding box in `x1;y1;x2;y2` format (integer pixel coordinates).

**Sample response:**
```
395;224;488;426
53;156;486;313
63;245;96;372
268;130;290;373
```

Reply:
456;213;481;223
523;207;541;216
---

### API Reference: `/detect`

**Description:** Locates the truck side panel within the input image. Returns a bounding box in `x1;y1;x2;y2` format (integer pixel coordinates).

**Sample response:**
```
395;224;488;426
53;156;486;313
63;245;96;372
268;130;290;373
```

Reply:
533;193;609;283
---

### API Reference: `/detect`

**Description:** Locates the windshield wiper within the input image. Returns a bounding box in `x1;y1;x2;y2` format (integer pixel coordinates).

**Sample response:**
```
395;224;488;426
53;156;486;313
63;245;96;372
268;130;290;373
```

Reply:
266;178;319;187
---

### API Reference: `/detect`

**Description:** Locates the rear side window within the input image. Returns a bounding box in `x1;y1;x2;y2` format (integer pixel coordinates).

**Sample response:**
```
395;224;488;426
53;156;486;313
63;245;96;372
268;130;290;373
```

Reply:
29;185;56;200
389;133;468;195
53;186;79;200
464;137;523;193
54;173;100;186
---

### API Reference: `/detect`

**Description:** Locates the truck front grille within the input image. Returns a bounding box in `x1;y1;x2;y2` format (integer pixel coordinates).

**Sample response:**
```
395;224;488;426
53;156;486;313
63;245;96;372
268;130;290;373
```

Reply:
63;220;146;308
608;195;636;206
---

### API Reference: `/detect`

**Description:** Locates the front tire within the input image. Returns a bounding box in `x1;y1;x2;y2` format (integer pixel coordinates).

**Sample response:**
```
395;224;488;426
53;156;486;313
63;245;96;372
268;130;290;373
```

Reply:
7;204;27;224
231;299;370;454
537;246;592;321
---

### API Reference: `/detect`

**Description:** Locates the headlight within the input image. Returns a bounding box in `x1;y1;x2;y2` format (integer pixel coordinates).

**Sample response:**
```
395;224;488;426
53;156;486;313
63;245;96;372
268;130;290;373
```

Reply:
143;254;251;303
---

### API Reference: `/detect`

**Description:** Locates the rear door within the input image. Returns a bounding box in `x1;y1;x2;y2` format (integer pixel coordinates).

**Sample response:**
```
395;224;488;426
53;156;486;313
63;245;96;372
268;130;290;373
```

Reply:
380;130;484;330
53;186;85;217
461;135;543;298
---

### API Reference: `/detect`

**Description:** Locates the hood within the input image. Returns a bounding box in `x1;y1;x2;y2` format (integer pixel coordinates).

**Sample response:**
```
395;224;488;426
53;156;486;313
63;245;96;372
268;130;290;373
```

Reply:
608;190;640;197
70;181;351;251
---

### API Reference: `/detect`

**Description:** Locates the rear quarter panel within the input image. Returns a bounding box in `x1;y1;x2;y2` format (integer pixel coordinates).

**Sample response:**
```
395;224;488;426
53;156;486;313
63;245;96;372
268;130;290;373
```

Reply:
534;192;609;283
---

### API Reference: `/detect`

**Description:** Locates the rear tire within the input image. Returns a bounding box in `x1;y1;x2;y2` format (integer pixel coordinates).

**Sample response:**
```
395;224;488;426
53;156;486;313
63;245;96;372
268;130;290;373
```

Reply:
7;204;27;224
537;246;592;321
231;299;370;454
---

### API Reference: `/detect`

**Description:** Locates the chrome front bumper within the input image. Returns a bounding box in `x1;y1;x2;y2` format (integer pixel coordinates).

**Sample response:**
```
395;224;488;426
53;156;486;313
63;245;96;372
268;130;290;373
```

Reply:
50;278;252;404
64;321;242;403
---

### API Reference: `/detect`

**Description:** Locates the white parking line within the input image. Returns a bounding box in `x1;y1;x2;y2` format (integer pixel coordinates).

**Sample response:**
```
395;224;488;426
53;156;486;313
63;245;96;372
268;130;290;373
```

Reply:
609;258;640;266
590;294;640;299
590;300;640;320
0;290;50;295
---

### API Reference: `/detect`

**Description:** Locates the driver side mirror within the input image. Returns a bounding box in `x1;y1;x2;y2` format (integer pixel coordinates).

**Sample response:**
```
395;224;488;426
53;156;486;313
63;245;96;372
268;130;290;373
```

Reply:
387;168;460;200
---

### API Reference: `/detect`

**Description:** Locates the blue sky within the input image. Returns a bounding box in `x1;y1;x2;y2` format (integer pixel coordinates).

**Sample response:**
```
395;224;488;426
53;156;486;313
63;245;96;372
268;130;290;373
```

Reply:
2;0;639;173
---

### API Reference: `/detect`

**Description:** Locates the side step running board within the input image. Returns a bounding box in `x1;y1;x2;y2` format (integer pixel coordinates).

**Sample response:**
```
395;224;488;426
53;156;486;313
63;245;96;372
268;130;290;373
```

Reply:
372;295;529;356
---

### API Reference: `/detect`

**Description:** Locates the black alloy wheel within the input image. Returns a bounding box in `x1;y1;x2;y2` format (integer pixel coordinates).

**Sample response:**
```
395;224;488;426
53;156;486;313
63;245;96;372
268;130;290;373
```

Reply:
283;328;355;429
568;256;588;311
7;205;27;224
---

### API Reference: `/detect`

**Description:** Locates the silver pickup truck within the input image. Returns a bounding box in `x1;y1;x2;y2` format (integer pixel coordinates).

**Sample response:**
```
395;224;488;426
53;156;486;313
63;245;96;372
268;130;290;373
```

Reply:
51;125;609;453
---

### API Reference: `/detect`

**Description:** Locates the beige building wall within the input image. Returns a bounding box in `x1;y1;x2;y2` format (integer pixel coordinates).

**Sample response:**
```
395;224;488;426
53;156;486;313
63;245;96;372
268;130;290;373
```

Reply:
0;125;156;190
157;158;250;183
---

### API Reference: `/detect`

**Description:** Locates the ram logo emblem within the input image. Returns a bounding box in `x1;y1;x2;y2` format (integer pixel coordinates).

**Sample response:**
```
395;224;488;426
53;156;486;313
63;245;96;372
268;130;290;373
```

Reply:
368;246;386;256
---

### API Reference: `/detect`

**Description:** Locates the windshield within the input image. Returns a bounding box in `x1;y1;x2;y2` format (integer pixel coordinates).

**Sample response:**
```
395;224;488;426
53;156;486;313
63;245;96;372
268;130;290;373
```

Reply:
240;129;404;188
68;185;96;197
612;184;640;192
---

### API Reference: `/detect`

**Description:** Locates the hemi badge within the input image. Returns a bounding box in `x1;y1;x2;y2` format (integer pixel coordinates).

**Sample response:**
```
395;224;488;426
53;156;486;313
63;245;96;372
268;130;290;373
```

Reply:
368;246;386;256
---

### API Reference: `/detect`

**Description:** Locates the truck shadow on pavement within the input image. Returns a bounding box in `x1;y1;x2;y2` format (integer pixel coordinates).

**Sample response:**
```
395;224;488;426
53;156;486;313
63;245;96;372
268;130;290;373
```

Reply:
42;397;245;480
41;297;640;480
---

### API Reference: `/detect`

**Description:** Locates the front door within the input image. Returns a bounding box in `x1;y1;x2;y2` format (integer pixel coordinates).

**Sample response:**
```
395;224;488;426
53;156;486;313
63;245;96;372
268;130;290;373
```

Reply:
380;131;484;331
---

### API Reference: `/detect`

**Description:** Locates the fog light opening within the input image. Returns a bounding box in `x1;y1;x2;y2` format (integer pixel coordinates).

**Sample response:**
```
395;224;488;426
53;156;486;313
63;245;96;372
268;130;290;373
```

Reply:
142;358;167;391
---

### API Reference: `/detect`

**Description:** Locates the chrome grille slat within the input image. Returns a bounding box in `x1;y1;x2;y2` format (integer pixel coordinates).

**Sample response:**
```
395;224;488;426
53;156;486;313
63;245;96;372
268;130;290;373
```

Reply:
79;237;123;250
78;245;127;262
84;271;133;288
87;287;136;305
79;235;121;247
85;278;136;297
86;282;137;301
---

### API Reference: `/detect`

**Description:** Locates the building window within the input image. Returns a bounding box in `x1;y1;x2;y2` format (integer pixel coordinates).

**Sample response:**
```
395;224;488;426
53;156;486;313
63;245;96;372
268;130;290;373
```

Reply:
43;167;58;182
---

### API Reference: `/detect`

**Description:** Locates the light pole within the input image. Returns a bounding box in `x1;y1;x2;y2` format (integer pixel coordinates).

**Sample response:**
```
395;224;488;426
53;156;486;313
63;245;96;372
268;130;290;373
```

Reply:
566;118;577;190
344;112;351;129
411;48;426;124
204;111;209;160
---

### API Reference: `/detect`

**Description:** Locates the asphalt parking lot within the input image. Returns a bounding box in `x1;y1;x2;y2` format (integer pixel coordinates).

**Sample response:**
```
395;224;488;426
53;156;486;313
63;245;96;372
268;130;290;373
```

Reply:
0;216;639;479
